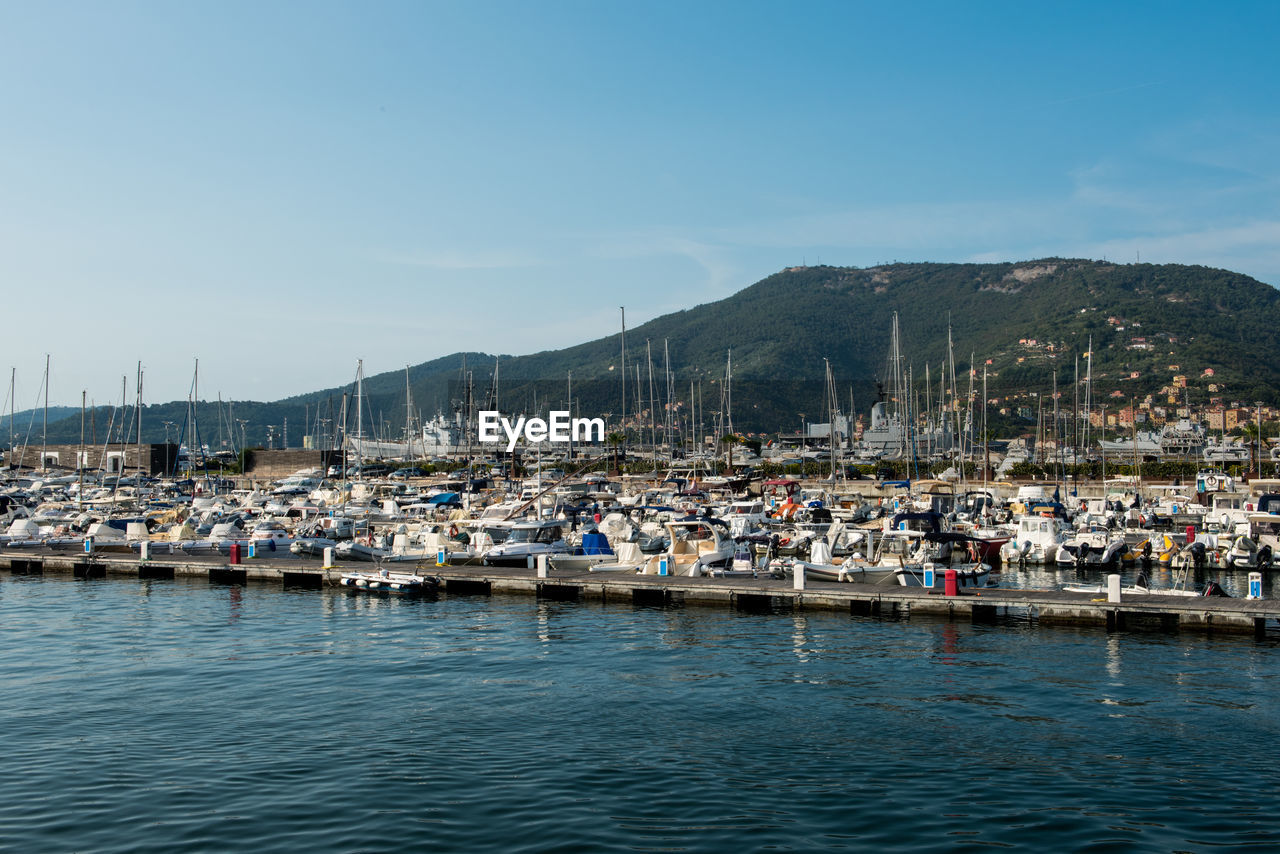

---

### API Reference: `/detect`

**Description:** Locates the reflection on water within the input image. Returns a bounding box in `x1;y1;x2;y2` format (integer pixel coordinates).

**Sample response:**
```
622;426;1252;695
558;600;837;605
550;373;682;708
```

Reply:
1;573;1279;853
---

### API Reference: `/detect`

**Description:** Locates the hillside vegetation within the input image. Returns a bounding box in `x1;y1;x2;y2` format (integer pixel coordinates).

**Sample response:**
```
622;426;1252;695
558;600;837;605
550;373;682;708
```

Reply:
27;259;1280;445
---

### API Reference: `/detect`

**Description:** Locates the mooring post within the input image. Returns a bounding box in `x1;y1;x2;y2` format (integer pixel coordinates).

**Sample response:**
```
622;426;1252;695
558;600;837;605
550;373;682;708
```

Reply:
537;554;548;579
139;540;150;562
323;547;335;569
1107;573;1121;603
793;562;805;591
1248;571;1263;600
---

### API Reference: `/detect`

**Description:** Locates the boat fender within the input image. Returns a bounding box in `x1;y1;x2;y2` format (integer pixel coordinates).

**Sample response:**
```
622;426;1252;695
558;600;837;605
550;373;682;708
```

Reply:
966;542;980;562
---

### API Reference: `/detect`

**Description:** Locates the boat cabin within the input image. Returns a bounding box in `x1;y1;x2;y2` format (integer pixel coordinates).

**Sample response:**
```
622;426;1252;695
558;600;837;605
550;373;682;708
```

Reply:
505;520;565;545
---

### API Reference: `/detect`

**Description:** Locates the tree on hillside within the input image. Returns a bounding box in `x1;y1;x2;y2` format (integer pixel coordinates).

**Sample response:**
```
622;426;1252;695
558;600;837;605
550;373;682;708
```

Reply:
721;432;743;474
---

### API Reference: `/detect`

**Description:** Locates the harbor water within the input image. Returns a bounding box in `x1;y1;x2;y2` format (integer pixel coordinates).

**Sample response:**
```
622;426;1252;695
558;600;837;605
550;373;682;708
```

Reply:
3;573;1280;852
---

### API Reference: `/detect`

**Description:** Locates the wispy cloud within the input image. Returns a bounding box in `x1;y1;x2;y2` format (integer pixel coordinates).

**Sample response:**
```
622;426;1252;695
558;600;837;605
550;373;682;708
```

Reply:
1042;80;1165;107
588;232;740;292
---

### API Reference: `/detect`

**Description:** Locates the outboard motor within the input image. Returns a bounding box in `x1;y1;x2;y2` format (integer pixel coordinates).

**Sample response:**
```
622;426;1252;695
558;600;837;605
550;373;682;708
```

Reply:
1202;581;1230;597
1076;543;1092;566
1258;544;1273;572
1187;541;1207;570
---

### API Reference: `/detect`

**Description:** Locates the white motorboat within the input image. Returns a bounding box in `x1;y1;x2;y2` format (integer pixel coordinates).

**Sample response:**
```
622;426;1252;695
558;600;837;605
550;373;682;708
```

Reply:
1056;530;1127;569
291;537;339;557
335;540;390;562
1223;535;1259;570
793;539;899;584
586;541;649;573
638;519;734;577
339;567;439;594
1001;514;1069;565
481;519;571;567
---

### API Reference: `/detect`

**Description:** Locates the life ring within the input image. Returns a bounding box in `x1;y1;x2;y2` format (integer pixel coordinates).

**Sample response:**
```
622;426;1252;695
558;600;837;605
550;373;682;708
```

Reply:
449;524;459;538
1206;475;1219;490
778;537;791;547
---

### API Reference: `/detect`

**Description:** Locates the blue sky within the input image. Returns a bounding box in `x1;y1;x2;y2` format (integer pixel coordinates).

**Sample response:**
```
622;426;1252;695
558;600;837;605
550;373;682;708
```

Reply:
4;0;1278;406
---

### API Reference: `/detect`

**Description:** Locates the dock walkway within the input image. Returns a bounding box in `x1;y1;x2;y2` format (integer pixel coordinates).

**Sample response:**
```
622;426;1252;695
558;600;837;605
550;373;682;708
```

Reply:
4;548;1278;638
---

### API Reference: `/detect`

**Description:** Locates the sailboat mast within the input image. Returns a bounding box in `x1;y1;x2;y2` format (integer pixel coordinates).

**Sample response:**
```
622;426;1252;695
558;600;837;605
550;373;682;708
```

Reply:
689;379;695;460
354;360;364;479
405;365;413;448
1084;336;1093;454
1073;355;1079;461
41;354;49;472
135;361;143;478
663;339;672;465
982;367;989;489
727;348;737;437
620;307;626;435
647;339;655;454
825;358;836;479
78;390;85;508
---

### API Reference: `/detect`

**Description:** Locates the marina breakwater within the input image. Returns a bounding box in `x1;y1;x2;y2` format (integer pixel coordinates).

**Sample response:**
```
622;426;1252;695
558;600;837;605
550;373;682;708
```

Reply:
4;549;1278;639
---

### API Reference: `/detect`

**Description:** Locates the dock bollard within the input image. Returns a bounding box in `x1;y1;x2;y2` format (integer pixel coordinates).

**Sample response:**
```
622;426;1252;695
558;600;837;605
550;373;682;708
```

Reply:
247;541;257;559
1248;571;1263;600
437;548;448;567
944;569;958;597
923;563;936;589
1107;573;1122;603
322;547;334;569
84;537;94;555
793;562;805;590
140;541;151;562
537;554;548;579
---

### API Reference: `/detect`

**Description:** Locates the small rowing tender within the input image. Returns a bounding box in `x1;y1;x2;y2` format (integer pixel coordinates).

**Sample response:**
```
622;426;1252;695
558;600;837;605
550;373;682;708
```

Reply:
339;568;440;594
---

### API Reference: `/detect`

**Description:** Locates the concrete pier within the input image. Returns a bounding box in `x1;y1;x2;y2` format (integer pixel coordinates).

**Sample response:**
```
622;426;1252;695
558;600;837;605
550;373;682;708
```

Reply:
3;549;1278;638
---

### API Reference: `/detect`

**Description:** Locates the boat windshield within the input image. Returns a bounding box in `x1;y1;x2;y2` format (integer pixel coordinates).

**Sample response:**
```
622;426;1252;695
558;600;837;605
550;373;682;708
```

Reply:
673;524;715;542
506;525;561;544
482;526;511;544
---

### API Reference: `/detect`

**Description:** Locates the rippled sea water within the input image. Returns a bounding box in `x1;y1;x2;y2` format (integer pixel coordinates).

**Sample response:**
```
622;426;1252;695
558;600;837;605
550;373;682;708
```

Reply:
3;572;1280;852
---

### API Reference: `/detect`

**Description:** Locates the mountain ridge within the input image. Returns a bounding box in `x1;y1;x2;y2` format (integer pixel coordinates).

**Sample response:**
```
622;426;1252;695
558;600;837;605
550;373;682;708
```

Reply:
21;258;1280;445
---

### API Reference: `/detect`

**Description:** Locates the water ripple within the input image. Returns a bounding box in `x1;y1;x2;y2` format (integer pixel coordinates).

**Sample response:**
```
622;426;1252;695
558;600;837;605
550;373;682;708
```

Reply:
3;574;1280;851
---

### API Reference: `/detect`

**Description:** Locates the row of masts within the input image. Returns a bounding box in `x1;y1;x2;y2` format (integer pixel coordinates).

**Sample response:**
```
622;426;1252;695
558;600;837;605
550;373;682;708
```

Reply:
7;320;1258;479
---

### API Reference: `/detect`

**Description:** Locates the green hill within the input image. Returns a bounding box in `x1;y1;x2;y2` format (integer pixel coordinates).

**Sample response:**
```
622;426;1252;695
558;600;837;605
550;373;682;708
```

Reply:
26;259;1280;446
